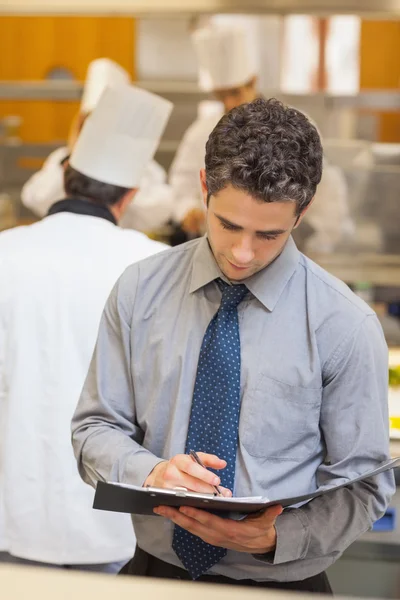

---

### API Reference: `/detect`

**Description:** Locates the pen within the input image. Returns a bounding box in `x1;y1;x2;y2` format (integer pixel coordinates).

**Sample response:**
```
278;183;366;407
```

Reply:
189;449;223;496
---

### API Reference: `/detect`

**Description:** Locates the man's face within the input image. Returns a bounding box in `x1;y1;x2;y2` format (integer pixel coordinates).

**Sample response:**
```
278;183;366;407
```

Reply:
213;77;258;113
203;180;306;282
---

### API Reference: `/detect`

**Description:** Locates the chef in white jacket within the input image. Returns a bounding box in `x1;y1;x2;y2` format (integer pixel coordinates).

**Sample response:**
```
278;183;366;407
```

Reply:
170;23;352;253
0;84;172;571
170;24;259;234
21;58;173;233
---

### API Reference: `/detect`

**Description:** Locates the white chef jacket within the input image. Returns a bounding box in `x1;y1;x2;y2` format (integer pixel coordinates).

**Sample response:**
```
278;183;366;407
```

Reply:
21;147;174;233
0;396;7;552
0;211;167;564
169;113;222;223
169;113;353;251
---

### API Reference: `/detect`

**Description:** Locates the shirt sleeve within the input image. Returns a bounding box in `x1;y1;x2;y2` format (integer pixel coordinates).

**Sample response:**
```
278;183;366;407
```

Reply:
71;264;163;489
169;120;207;223
120;160;174;232
0;306;7;552
0;308;6;436
255;313;395;565
120;184;174;233
21;147;67;217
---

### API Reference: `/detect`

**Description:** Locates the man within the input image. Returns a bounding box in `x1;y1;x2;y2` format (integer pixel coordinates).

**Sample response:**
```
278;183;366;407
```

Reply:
170;23;352;253
72;98;394;592
0;84;172;572
22;58;173;233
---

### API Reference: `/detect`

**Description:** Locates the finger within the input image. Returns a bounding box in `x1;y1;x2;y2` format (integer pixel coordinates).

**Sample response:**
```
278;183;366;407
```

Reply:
182;463;221;487
245;504;283;523
176;507;262;548
154;506;180;517
179;506;275;544
219;486;232;498
178;506;247;539
262;504;283;520
195;453;227;469
176;473;222;494
162;469;220;494
154;507;223;546
154;506;276;553
270;504;283;518
179;506;222;524
170;456;222;487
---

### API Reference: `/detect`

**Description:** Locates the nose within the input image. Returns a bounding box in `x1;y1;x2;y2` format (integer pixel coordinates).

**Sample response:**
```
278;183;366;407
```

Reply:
231;236;255;265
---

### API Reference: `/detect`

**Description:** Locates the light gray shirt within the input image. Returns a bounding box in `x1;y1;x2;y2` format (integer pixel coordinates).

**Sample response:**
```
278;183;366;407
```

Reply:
72;235;395;582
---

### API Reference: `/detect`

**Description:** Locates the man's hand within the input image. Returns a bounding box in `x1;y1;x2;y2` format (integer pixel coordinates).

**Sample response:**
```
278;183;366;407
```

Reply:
181;208;205;235
144;452;232;496
153;504;283;554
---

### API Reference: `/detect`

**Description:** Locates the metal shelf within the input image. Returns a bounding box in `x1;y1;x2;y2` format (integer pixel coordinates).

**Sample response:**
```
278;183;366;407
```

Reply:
2;82;400;112
0;81;83;101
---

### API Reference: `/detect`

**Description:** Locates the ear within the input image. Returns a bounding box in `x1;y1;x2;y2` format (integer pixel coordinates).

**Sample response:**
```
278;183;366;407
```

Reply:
109;189;137;223
121;188;137;210
293;197;315;229
200;169;208;210
118;188;137;216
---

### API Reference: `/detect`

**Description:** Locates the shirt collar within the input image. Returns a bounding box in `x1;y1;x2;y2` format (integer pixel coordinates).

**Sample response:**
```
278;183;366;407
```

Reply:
189;236;223;293
47;197;117;226
189;235;300;312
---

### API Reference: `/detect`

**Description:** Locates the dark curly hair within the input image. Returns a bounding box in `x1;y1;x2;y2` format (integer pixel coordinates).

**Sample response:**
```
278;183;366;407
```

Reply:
64;165;130;206
205;98;323;215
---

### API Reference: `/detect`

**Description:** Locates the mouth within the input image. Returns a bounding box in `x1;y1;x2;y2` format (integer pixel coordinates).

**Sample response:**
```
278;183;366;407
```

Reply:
226;259;251;271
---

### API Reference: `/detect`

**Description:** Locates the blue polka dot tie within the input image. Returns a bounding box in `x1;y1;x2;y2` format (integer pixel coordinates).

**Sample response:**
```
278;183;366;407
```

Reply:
172;279;248;579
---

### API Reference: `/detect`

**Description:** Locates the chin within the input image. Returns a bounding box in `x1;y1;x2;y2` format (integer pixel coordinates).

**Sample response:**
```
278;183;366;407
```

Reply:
221;261;255;281
228;271;251;282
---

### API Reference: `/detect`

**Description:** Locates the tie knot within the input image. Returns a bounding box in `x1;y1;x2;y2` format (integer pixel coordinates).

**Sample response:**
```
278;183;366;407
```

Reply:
218;279;248;310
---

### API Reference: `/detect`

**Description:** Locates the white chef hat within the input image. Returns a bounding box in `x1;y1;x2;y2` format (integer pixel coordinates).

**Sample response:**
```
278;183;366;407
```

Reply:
192;24;258;92
70;84;173;189
80;58;130;113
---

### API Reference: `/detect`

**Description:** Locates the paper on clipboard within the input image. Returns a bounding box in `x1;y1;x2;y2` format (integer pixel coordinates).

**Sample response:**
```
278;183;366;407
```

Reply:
93;456;400;519
110;482;264;503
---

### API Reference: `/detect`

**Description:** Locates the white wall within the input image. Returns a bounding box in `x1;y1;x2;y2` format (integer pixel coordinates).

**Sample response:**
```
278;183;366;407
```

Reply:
137;18;198;81
326;16;361;95
137;14;283;90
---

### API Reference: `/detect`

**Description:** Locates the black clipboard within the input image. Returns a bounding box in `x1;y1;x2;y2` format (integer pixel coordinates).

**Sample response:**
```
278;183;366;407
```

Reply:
93;457;400;518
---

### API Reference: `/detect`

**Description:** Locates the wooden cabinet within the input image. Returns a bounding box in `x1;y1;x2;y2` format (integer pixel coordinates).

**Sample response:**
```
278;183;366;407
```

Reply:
360;20;400;142
0;16;136;142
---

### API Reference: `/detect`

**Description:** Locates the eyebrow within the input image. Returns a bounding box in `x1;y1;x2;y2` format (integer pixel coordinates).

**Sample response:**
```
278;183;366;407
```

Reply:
215;213;288;236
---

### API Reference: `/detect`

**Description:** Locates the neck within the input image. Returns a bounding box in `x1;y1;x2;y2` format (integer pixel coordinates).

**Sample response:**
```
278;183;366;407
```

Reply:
109;204;122;223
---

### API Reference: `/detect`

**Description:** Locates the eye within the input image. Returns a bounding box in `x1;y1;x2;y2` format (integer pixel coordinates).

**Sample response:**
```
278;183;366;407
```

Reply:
256;233;279;241
221;222;240;232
